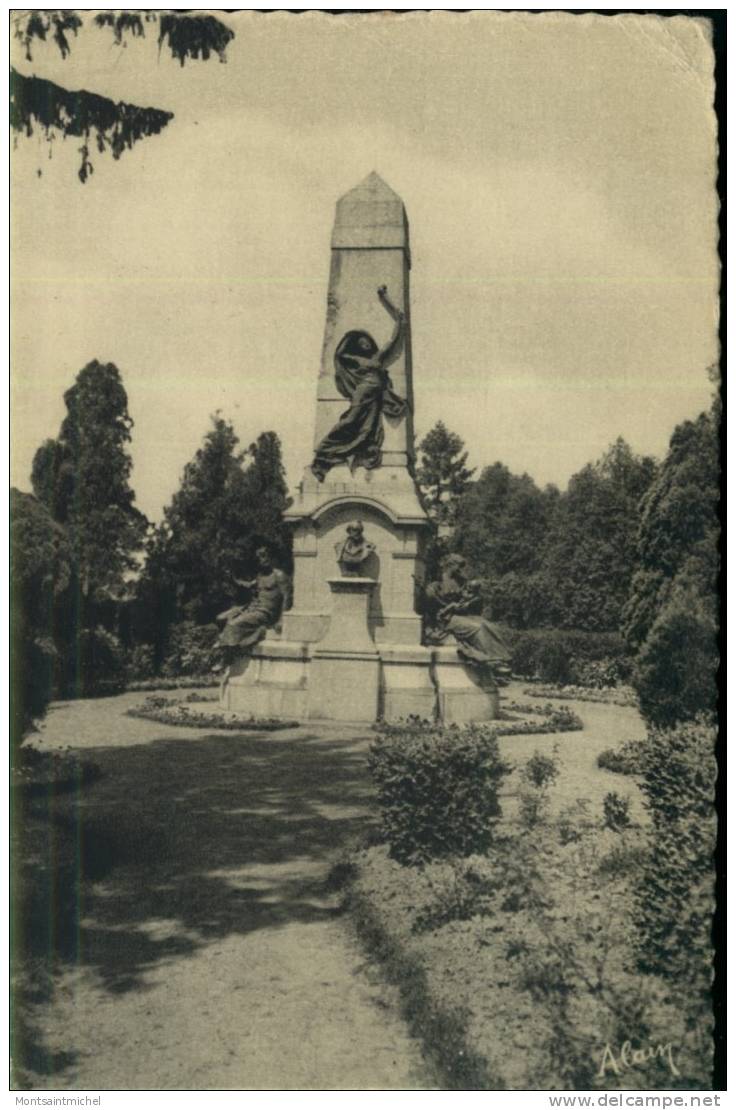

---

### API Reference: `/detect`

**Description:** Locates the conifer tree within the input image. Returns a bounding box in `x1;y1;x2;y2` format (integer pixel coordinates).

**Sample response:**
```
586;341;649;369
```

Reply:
417;421;475;527
32;360;148;613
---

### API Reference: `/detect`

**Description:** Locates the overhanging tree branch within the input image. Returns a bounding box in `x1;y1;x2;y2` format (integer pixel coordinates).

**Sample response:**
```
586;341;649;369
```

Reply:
11;10;236;181
10;67;174;182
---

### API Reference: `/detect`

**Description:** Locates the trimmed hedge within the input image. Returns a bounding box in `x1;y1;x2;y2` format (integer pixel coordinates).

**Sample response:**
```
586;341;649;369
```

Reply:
368;723;511;865
635;718;716;987
522;684;637;708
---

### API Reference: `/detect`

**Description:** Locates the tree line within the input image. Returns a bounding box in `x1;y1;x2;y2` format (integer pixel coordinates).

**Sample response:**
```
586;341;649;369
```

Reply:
11;359;719;751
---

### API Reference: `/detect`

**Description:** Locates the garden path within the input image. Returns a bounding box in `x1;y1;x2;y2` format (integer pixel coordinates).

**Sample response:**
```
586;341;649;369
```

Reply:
17;683;646;1090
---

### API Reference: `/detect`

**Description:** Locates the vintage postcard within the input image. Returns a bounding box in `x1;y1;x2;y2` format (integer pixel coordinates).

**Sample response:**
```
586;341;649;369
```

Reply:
10;9;722;1096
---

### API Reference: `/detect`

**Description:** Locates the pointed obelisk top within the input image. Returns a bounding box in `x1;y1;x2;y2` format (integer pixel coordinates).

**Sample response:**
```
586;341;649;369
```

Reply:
332;171;409;252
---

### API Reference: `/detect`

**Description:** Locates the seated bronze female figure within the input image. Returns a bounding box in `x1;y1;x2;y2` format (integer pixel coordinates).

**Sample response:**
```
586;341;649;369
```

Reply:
424;554;511;673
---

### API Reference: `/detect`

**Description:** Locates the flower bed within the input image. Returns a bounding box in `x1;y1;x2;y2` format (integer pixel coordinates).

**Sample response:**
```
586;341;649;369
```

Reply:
126;695;298;731
375;702;583;740
522;684;637;707
497;702;583;735
344;823;710;1090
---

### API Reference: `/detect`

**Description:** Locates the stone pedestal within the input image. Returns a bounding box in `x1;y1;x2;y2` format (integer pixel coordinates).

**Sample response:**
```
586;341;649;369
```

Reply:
432;646;500;725
379;644;436;722
221;639;310;719
308;577;380;721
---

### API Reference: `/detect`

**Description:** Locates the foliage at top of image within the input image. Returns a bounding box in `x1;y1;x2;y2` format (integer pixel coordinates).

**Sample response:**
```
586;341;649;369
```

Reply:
94;11;147;45
13;9;82;61
157;13;234;66
11;9;235;181
10;67;173;183
12;9;235;65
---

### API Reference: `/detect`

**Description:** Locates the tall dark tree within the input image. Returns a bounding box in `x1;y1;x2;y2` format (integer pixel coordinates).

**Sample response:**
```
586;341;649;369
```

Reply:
137;418;291;644
32;360;148;617
622;403;719;726
417;421;475;527
10;488;72;753
539;438;657;632
452;463;559;627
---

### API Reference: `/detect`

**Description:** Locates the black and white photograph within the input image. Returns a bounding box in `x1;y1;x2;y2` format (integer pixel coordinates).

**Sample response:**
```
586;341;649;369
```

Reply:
9;8;722;1094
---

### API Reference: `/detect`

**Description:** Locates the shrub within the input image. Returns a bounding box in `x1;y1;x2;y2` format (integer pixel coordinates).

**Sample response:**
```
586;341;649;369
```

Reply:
632;595;718;728
556;799;591;845
381;708;584;739
368;723;511;865
573;657;630;689
602;792;631;832
518;748;560;828
161;621;220;678
634;718;716;987
126;643;156;682
522;750;560;790
597;739;645;775
413;857;499;933
508;629;632;686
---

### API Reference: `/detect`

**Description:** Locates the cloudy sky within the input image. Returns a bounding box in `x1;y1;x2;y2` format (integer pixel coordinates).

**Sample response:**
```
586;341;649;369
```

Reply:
11;11;718;522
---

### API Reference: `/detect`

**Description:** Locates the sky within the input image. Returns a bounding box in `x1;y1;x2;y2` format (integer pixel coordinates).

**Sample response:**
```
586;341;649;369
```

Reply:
11;11;719;523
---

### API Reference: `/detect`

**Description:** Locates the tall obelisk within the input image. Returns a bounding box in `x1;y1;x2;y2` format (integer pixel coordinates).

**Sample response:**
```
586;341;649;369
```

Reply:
284;171;429;652
313;171;418;483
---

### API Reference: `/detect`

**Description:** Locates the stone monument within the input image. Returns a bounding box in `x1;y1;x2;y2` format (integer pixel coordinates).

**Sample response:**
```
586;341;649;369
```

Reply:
221;172;501;723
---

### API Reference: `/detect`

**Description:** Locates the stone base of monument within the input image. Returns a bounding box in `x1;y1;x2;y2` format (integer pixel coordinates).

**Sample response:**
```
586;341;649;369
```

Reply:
222;638;499;726
221;639;311;719
379;644;437;721
222;573;499;725
308;649;380;721
432;645;500;725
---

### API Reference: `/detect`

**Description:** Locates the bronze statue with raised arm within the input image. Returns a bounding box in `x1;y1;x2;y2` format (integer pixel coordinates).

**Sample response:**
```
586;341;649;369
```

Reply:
310;286;408;481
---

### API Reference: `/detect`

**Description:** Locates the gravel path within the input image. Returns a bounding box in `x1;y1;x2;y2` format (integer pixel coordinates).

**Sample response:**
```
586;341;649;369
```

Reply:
17;694;435;1091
